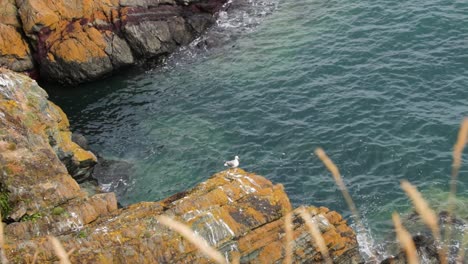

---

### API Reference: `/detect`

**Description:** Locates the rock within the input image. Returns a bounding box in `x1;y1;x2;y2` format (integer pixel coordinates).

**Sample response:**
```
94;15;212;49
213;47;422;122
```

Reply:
5;193;117;240
92;156;134;198
381;235;439;264
0;68;81;221
4;167;362;263
48;102;98;182
0;0;34;73
71;132;89;150
0;68;116;229
235;204;363;264
381;210;467;264
0;0;229;85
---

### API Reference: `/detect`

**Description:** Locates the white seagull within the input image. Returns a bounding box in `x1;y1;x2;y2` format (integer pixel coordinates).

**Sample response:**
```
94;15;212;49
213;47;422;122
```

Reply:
224;156;240;168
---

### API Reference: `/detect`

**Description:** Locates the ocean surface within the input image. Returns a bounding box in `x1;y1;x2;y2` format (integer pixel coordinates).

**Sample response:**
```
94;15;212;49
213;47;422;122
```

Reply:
47;0;468;258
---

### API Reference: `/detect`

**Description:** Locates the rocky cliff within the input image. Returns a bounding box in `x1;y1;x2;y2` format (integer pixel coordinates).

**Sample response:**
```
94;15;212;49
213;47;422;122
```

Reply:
0;0;228;85
0;68;362;263
0;67;116;231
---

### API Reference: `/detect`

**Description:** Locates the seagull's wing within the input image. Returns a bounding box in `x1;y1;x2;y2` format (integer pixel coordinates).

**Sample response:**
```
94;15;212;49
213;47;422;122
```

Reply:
224;160;235;167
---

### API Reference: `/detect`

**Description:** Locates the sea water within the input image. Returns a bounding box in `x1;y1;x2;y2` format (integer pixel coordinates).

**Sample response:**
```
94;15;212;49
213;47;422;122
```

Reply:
48;0;468;258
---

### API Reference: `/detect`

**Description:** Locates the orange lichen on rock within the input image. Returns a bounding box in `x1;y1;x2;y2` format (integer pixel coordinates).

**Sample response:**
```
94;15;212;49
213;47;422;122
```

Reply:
17;0;61;34
0;0;20;27
0;68;117;236
17;0;118;34
4;167;362;263
11;0;122;79
237;206;361;263
48;24;107;63
49;102;97;165
0;24;33;71
2;0;228;83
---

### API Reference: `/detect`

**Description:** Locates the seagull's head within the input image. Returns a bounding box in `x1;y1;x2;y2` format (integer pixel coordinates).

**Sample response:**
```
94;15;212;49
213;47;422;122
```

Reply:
235;156;239;160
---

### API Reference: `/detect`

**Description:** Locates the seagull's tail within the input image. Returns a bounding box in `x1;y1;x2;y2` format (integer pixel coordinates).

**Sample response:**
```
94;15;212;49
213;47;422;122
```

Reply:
224;162;228;166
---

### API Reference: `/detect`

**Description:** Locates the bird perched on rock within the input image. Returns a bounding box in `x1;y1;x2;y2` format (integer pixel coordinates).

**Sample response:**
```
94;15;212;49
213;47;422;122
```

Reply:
224;156;240;168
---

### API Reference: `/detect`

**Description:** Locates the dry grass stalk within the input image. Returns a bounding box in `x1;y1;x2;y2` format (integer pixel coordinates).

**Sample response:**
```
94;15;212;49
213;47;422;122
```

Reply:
0;213;4;248
314;148;361;226
400;180;447;264
49;236;71;264
451;118;468;178
449;118;468;215
0;212;8;264
456;232;467;264
231;251;240;264
298;208;333;264
401;181;440;237
31;250;39;264
446;118;468;251
66;248;76;257
283;212;294;264
314;148;381;262
156;215;227;264
392;213;419;264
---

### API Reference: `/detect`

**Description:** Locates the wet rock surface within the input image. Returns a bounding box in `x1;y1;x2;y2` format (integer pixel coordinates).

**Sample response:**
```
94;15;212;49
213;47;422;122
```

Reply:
0;0;228;85
91;156;134;198
380;211;467;264
381;235;440;264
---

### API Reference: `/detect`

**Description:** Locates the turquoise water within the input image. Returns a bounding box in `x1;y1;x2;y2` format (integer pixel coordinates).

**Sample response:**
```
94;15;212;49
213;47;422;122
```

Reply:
48;0;468;254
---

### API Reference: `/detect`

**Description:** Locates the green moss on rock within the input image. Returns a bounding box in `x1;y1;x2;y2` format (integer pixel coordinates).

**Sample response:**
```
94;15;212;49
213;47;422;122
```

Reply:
52;206;66;216
0;190;11;220
20;213;42;222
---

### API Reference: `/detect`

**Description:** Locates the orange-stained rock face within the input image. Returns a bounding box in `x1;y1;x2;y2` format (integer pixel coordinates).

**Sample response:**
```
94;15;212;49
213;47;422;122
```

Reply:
0;0;34;73
17;0;119;35
0;68;114;227
0;0;20;27
0;0;227;84
48;25;108;63
0;0;55;74
4;168;362;263
0;25;29;59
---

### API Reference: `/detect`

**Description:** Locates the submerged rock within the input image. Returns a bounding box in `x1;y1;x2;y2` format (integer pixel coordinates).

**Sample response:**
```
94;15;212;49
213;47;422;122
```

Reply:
92;156;134;198
381;235;440;264
381;210;467;264
0;0;229;85
71;132;89;150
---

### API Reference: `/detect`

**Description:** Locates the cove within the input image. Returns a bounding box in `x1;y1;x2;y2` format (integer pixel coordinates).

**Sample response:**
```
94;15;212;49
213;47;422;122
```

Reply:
46;0;468;252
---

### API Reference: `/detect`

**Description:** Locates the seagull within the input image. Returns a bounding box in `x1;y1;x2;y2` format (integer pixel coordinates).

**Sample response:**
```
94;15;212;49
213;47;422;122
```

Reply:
224;156;240;168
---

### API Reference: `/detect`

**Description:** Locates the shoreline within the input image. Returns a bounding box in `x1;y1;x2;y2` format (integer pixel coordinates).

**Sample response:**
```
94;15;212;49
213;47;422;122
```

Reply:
0;66;457;263
0;67;362;262
0;0;231;86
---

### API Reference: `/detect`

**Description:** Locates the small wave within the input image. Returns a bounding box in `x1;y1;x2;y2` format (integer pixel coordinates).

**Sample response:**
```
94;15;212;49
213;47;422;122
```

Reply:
216;0;279;31
157;0;280;70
